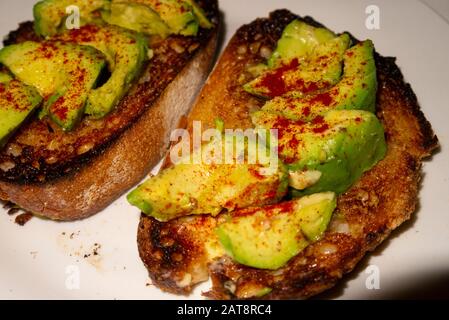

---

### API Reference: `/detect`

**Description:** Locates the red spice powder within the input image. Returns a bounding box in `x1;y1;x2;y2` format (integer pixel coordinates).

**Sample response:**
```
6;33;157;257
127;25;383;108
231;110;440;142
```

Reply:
50;96;68;120
312;124;329;134
77;69;86;83
232;200;295;219
5;91;14;103
309;91;333;106
63;51;68;64
272;116;305;141
273;201;295;215
310;115;329;134
36;42;58;59
67;25;99;42
288;134;300;149
272;116;305;129
257;58;299;97
232;206;261;218
311;115;325;125
294;78;326;94
302;81;321;93
302;106;311;117
283;157;296;164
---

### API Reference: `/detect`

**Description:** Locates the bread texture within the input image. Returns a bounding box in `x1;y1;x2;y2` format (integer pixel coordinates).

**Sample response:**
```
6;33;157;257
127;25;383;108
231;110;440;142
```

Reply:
0;1;219;220
137;10;439;299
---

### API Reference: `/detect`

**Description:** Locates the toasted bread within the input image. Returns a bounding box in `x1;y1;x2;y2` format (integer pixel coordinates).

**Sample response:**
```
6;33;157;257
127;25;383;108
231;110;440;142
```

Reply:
0;0;219;220
137;10;438;299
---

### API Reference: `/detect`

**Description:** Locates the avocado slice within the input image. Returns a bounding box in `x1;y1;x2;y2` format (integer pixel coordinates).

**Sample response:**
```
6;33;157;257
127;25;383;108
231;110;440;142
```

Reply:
183;0;213;29
216;192;336;270
127;133;289;222
254;109;386;195
127;0;200;35
55;25;148;118
34;0;109;37
101;2;171;38
0;41;106;130
244;33;351;99
257;40;377;121
267;20;336;68
0;79;42;147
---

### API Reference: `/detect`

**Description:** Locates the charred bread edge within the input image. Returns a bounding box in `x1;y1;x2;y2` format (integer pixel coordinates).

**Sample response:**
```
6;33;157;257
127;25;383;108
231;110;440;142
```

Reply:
0;27;219;221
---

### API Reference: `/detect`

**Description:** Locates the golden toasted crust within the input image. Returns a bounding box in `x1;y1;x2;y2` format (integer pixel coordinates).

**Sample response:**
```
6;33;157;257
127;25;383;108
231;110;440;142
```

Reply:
137;10;438;299
0;0;219;220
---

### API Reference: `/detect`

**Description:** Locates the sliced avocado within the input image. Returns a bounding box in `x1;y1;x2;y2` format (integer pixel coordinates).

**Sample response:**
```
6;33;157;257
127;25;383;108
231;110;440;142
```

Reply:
244;33;351;99
130;0;199;35
253;287;272;298
127;133;288;222
55;25;147;118
0;79;42;147
33;0;109;37
267;20;336;68
0;41;106;130
297;192;337;242
216;192;336;270
303;33;351;86
254;109;386;195
183;0;213;29
258;40;377;121
101;2;171;38
180;20;199;36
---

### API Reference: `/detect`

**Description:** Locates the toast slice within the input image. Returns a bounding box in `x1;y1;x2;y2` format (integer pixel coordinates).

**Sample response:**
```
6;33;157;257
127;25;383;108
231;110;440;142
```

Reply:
0;0;219;220
137;10;438;299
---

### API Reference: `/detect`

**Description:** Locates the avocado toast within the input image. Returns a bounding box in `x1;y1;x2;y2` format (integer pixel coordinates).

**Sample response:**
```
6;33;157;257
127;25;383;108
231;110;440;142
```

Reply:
131;10;438;299
0;0;219;220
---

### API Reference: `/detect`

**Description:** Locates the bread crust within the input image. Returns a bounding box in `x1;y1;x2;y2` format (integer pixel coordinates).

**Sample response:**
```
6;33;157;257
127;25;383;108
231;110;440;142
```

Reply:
0;6;219;220
137;10;439;299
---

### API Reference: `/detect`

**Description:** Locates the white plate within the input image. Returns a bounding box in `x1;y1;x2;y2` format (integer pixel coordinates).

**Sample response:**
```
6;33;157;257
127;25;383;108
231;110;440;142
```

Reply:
1;0;448;300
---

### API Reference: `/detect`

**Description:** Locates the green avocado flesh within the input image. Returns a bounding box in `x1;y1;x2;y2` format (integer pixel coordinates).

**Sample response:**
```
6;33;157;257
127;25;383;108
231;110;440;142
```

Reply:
245;33;351;99
254;40;377;121
0;79;42;147
216;192;336;270
120;0;211;36
268;20;336;68
127;133;288;222
247;20;385;196
183;0;213;29
256;109;386;195
55;25;148;118
0;41;106;131
33;0;212;39
0;0;209;134
34;0;108;37
101;2;171;38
